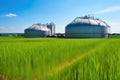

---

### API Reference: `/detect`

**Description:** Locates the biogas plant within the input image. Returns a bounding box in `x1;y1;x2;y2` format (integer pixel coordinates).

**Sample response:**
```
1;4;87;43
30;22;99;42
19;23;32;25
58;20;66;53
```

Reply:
65;16;110;38
24;22;55;38
24;16;110;38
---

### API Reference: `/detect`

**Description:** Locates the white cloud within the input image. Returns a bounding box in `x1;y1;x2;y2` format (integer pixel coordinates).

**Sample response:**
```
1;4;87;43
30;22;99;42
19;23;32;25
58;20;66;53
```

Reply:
95;6;120;14
5;13;17;17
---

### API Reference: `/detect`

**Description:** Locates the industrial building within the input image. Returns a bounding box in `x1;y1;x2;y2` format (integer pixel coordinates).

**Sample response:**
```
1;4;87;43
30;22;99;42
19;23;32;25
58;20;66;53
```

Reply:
24;23;55;38
24;16;110;38
65;16;110;38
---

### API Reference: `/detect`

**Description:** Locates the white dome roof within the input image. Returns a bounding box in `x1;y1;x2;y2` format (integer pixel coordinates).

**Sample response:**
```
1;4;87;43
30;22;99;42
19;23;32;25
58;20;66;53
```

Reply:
26;24;50;31
72;16;110;27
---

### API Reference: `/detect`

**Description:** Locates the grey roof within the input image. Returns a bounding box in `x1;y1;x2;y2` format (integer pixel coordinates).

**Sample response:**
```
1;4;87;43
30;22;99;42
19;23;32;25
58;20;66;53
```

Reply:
25;23;50;31
71;16;110;27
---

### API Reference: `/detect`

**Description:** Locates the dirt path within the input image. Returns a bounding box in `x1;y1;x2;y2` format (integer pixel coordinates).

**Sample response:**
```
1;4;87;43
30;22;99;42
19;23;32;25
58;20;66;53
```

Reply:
48;43;104;76
47;41;108;77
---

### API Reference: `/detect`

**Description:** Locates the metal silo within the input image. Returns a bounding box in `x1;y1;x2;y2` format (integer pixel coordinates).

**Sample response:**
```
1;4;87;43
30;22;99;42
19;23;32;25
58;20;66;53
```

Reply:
65;16;110;38
24;23;51;38
47;22;55;36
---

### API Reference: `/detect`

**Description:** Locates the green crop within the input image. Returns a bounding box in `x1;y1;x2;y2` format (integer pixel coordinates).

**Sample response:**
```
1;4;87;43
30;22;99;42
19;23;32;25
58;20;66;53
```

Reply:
0;37;120;80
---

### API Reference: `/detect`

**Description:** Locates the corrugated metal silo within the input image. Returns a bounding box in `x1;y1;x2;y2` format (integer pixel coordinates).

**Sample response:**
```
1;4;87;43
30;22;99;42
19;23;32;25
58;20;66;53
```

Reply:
24;23;51;38
65;16;110;38
47;22;55;36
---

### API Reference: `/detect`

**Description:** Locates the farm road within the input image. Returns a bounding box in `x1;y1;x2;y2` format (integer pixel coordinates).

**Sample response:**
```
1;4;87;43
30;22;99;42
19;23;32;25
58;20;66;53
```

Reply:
48;41;107;76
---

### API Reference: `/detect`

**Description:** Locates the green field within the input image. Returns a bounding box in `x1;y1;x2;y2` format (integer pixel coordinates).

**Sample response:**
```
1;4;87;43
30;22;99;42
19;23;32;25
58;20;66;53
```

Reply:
0;37;120;80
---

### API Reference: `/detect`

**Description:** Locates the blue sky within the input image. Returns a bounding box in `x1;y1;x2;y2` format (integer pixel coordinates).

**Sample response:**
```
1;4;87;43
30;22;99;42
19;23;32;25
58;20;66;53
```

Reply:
0;0;120;33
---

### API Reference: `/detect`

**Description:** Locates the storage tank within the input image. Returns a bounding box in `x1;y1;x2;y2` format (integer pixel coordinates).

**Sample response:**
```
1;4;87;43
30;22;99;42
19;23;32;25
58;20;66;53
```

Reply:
47;22;55;36
24;23;51;38
65;16;110;38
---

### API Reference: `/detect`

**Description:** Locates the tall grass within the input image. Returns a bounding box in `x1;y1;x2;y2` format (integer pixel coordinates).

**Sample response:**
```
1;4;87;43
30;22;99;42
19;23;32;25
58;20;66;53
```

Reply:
0;38;120;80
49;39;120;80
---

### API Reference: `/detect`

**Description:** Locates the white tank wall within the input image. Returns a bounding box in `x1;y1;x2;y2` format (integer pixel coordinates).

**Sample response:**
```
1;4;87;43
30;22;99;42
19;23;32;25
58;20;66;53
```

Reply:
24;30;50;38
66;33;103;38
65;24;108;38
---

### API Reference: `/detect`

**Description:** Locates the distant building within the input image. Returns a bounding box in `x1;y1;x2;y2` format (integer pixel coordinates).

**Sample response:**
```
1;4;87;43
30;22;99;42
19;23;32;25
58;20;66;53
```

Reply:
65;16;110;38
24;23;55;38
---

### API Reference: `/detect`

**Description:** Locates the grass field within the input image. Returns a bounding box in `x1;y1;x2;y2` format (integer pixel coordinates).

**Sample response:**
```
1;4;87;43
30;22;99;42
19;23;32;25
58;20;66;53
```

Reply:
0;37;120;80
